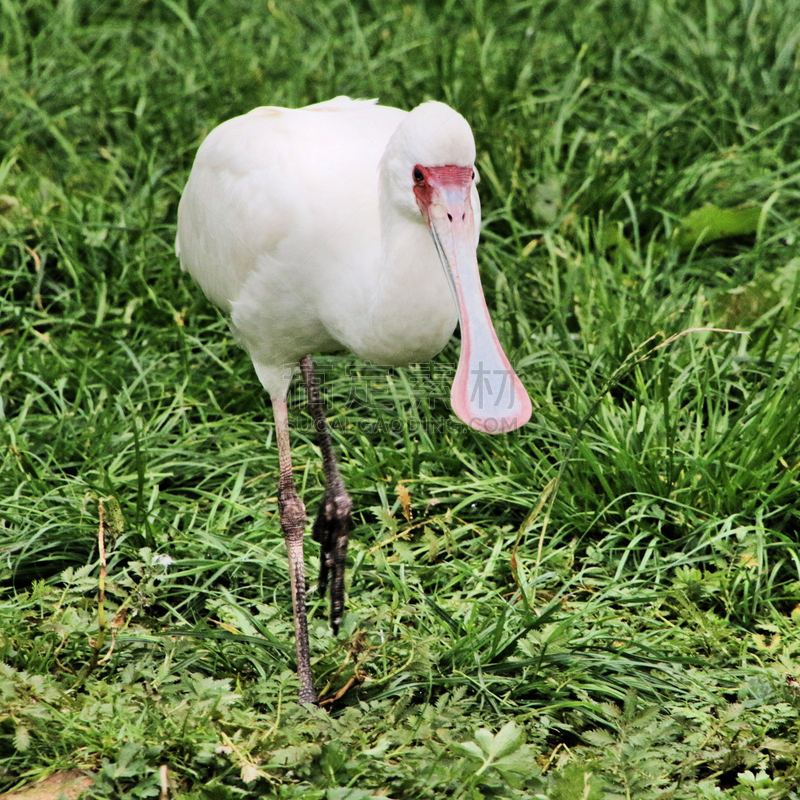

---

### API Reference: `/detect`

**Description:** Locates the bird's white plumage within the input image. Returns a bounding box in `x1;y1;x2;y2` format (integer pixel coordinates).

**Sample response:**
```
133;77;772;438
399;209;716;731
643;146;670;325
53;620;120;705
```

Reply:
178;96;530;434
177;97;480;397
177;96;532;705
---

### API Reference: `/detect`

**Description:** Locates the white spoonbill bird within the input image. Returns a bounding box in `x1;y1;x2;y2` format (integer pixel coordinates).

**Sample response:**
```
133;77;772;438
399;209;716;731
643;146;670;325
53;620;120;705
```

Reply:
176;96;532;704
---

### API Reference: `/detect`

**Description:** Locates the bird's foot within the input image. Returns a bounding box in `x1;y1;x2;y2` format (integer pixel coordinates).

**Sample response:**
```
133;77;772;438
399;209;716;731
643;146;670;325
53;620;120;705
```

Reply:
312;491;352;634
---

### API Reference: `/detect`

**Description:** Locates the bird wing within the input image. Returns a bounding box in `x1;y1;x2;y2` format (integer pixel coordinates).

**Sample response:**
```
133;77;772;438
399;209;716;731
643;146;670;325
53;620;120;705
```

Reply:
176;98;404;315
176;107;293;313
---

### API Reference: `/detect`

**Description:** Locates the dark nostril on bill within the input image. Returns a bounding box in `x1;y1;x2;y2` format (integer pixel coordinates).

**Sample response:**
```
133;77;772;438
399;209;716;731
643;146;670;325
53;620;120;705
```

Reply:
462;213;465;220
447;213;452;221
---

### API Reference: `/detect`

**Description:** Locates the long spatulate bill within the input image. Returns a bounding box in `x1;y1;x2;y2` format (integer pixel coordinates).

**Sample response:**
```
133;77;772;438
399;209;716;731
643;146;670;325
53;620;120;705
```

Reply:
418;165;532;434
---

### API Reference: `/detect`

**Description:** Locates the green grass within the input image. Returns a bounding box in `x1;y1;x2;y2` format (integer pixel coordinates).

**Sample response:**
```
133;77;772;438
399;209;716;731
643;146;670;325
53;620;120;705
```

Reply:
2;0;800;797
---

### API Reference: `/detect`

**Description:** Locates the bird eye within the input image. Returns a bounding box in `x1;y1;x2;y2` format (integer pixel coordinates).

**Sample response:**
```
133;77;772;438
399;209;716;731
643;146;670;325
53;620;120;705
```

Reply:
413;167;424;183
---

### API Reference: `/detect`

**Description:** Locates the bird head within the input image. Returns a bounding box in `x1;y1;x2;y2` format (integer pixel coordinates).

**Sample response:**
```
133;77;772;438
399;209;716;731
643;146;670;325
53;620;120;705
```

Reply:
383;102;532;434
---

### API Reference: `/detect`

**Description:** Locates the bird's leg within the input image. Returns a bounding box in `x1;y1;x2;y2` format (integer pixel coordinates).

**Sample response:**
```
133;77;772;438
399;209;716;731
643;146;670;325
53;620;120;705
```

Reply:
271;395;317;705
299;356;353;635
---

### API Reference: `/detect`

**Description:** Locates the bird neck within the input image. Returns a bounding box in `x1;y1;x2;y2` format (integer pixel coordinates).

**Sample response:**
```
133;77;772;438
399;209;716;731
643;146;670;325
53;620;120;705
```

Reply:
354;183;457;366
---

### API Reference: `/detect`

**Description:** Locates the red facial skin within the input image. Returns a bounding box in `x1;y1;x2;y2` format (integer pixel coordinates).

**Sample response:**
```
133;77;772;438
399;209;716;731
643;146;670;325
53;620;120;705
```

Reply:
412;165;474;217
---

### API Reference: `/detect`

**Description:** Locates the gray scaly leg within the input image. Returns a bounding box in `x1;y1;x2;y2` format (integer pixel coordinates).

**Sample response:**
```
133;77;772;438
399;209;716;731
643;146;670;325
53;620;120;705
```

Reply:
271;395;317;705
299;356;353;634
